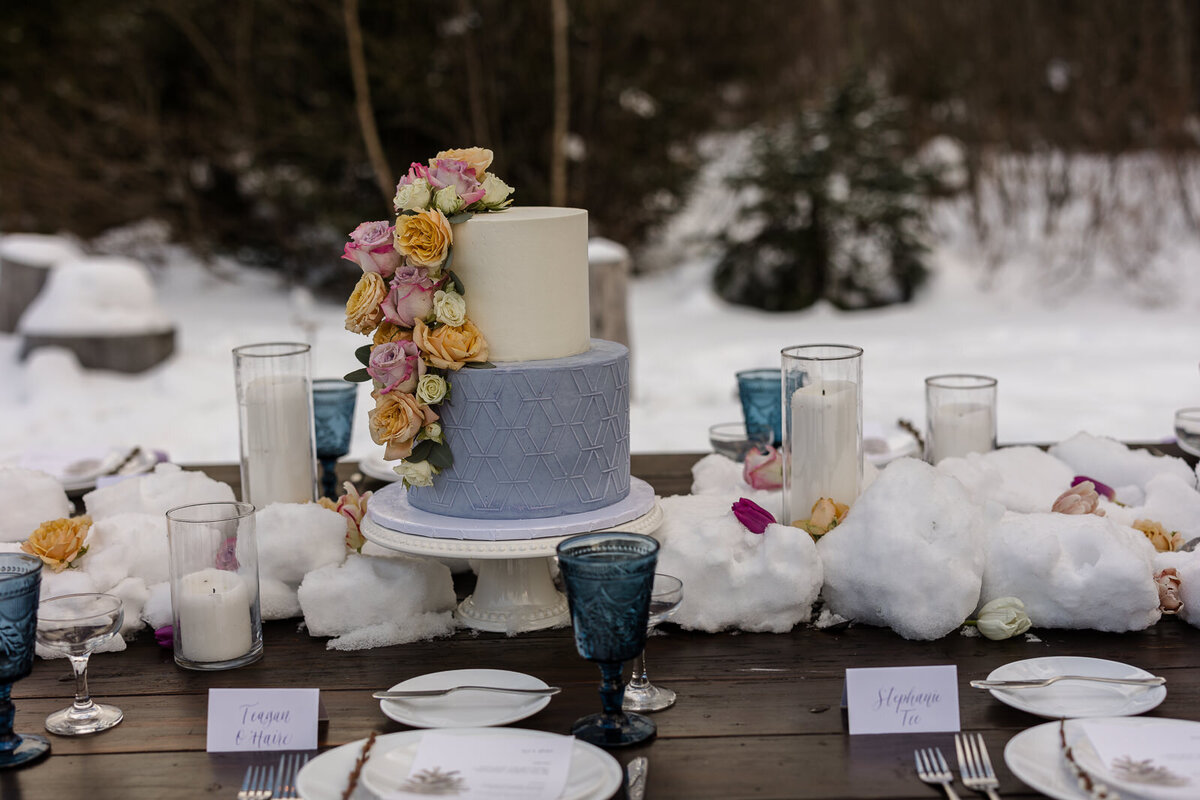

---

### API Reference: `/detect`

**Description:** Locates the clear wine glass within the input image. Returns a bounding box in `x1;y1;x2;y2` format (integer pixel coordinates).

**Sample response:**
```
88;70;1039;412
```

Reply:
36;593;124;735
0;553;50;767
1175;408;1200;457
556;532;659;748
312;378;358;499
623;573;683;713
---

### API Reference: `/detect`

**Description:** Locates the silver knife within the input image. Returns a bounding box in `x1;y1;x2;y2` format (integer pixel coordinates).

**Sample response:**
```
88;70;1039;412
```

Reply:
626;756;648;800
971;675;1165;690
373;685;561;699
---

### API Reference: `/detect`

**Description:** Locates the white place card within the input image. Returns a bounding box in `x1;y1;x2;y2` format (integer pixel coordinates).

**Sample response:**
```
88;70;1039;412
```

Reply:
1082;720;1200;795
845;665;960;735
205;688;320;752
382;730;572;800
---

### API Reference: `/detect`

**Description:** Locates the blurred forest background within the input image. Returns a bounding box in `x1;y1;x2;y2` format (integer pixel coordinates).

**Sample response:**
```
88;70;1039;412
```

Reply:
3;0;1199;300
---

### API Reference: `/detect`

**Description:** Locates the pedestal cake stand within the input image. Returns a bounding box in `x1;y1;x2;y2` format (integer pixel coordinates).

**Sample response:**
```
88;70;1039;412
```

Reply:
362;478;662;633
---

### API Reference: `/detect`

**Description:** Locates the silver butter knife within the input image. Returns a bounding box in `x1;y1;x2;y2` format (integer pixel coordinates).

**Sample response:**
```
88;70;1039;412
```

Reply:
971;675;1165;690
374;685;561;699
626;756;648;800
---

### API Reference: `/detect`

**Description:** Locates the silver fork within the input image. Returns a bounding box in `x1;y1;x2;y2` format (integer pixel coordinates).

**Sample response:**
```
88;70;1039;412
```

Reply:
238;763;274;800
915;747;962;800
273;752;310;800
955;733;1001;800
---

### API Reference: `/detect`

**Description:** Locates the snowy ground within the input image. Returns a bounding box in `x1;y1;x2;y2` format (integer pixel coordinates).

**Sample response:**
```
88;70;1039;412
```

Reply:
2;147;1200;466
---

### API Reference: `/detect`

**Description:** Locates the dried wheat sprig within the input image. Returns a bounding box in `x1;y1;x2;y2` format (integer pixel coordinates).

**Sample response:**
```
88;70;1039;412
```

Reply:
341;730;379;800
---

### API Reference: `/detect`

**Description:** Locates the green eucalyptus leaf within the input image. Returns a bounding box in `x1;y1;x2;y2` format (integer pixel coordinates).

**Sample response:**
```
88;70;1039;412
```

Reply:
398;208;418;216
463;361;496;370
355;344;373;366
447;270;465;296
447;211;474;225
442;248;454;274
428;442;454;469
344;368;371;382
409;439;434;462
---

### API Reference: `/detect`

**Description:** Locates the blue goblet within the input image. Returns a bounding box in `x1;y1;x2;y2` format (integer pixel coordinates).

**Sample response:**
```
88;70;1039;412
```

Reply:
0;553;49;768
556;532;659;748
312;378;358;499
736;368;783;446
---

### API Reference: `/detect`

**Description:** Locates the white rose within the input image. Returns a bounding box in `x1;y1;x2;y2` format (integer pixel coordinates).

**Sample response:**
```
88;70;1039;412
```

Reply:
975;596;1032;641
395;459;436;488
394;178;432;212
433;289;467;327
481;174;513;209
419;422;444;443
416;373;448;405
433;185;464;215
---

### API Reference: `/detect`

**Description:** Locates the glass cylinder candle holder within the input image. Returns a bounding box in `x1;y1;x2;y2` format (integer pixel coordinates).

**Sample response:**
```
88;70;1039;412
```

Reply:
736;368;782;446
924;374;997;465
165;502;263;671
233;342;317;508
781;345;863;526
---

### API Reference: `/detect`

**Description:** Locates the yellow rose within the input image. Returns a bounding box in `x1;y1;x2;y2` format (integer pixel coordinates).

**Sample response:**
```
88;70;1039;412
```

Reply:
413;319;489;371
368;390;439;460
345;272;388;335
434;147;494;180
22;516;92;572
394;209;452;270
373;322;413;346
1133;519;1184;552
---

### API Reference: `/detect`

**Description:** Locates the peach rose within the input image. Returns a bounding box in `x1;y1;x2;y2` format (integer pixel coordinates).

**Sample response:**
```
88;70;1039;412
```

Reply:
1133;519;1185;553
1156;567;1184;614
394;209;452;271
22;516;92;572
345;272;388;335
435;147;494;180
373;322;413;345
413;319;489;371
368;390;439;460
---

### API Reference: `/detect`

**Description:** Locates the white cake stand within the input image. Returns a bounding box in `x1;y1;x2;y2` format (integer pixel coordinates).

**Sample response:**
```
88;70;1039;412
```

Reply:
362;478;663;633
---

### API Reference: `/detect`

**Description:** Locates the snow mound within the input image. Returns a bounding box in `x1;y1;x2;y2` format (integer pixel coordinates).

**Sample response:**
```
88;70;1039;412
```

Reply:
0;467;72;542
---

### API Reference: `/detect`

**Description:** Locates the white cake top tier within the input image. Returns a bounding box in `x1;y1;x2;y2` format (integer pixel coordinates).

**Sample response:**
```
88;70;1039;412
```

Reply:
451;206;590;362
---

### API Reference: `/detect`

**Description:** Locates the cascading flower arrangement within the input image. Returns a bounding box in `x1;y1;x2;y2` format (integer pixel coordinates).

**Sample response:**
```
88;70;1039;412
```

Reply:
342;147;514;488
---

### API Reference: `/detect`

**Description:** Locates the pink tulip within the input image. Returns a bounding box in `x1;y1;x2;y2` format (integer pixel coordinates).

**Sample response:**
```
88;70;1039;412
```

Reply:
732;498;776;534
1072;475;1116;501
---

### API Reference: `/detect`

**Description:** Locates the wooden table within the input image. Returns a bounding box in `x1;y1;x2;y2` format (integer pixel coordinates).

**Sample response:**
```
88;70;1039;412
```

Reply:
7;449;1199;799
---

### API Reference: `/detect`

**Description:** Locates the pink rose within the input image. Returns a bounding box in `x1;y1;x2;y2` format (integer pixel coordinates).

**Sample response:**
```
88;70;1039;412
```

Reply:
1156;568;1184;614
427;158;487;207
395;161;429;188
342;221;402;277
732;498;776;534
743;444;783;490
381;266;437;327
367;340;425;394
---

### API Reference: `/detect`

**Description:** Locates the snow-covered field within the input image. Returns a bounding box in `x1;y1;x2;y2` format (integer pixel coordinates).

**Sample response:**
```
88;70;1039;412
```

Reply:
2;148;1200;466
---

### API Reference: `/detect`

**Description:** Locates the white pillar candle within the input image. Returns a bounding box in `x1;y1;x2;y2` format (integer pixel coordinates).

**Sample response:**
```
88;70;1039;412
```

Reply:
177;568;253;664
243;374;314;507
788;380;860;522
928;401;994;464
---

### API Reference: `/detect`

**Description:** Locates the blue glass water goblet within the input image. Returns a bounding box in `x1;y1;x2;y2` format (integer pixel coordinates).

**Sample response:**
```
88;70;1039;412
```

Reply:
556;532;659;748
736;368;783;446
0;553;50;767
313;378;358;499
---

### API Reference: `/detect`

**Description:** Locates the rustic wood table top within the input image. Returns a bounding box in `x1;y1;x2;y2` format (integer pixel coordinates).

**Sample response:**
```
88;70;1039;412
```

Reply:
7;448;1199;799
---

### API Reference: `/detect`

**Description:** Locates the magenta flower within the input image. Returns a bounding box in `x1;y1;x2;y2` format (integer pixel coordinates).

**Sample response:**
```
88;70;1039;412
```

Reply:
154;625;174;648
743;444;784;490
367;340;425;394
381;267;437;327
732;498;776;534
342;221;401;277
427;158;487;206
215;536;239;571
1072;475;1116;501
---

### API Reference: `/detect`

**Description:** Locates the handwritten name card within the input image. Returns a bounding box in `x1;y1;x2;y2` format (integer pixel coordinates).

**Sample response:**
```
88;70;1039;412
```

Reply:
845;665;960;735
206;688;319;752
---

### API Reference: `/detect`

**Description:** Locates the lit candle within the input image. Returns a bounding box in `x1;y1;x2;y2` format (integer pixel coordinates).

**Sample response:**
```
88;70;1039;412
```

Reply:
177;568;253;664
928;402;994;464
243;374;314;507
788;380;860;522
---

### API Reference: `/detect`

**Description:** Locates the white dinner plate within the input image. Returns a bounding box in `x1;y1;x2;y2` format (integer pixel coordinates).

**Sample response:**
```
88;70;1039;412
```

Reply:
1005;718;1199;800
1072;717;1200;800
363;728;622;800
862;421;920;466
12;446;160;492
359;453;400;483
379;669;553;729
984;656;1166;719
296;729;622;800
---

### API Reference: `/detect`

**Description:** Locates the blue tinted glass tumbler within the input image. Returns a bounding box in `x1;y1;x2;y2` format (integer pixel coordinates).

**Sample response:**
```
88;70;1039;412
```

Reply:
312;378;358;499
0;553;49;768
736;368;783;446
556;532;659;748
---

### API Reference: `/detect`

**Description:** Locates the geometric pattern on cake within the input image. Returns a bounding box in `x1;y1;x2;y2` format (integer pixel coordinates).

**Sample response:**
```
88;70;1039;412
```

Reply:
407;339;631;520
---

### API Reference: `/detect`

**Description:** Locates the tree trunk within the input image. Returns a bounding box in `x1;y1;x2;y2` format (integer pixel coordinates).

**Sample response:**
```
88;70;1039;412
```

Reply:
550;0;570;207
343;0;394;202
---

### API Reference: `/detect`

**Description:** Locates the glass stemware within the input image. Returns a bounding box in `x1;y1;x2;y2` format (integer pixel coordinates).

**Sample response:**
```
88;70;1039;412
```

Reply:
1176;407;1200;457
623;573;683;713
36;593;124;736
0;553;50;767
313;378;358;499
556;532;659;748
